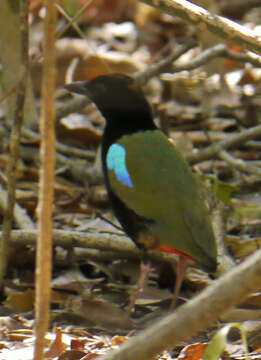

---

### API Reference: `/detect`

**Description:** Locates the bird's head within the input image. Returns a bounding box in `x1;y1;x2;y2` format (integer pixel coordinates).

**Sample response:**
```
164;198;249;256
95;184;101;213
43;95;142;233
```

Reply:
65;74;154;130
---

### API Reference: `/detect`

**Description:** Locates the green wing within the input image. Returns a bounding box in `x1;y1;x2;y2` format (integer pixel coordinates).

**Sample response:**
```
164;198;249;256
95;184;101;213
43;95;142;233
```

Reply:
107;130;216;269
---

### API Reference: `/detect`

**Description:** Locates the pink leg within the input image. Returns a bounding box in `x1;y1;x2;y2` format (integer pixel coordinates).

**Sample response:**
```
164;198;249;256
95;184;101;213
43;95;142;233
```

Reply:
170;256;188;310
127;262;152;316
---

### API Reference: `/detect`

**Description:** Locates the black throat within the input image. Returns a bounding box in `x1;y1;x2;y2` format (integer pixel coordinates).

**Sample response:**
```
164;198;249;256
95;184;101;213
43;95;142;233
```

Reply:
101;109;156;162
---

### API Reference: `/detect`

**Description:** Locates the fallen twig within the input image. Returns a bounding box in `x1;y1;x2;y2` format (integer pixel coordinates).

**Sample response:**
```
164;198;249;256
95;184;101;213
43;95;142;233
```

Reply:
188;124;261;164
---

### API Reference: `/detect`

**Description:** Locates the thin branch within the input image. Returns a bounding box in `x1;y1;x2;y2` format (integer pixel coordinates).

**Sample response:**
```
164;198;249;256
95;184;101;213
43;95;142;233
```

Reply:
188;124;261;164
141;0;261;54
136;40;197;85
55;3;87;39
0;0;29;284
34;1;56;359
212;201;235;275
219;150;261;177
171;44;261;72
9;229;137;253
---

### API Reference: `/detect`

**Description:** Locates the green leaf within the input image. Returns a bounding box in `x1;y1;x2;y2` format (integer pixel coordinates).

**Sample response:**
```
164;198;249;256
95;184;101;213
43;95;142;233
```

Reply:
203;323;249;360
202;175;236;204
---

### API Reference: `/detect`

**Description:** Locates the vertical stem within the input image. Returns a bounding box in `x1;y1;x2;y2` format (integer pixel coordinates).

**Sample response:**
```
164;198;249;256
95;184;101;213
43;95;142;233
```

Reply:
34;0;56;359
0;0;28;283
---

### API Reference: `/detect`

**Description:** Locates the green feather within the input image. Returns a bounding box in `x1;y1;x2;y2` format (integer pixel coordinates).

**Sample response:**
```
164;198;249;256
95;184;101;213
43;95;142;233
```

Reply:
107;130;216;270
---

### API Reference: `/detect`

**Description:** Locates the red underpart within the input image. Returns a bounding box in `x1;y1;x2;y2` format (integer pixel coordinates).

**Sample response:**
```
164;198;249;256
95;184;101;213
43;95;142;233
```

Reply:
155;244;194;260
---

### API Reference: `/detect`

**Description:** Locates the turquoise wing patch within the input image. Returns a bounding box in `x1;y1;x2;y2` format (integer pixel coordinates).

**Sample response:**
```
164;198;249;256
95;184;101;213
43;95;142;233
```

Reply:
106;144;133;188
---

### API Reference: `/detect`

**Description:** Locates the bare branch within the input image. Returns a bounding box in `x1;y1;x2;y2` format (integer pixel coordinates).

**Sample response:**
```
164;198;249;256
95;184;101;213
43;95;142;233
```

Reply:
136;40;197;85
219;150;261;177
141;0;261;54
188;124;261;164
171;44;261;72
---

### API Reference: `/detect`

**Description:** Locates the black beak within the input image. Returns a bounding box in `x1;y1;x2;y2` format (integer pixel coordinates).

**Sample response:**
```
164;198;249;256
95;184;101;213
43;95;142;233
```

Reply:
65;81;89;96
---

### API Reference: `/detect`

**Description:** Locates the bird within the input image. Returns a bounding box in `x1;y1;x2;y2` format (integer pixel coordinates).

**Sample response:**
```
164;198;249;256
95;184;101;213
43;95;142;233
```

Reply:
65;73;217;312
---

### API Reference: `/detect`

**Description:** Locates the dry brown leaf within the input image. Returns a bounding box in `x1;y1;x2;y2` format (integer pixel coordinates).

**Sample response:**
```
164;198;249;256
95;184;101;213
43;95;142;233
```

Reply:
4;289;35;313
45;328;68;359
178;343;206;360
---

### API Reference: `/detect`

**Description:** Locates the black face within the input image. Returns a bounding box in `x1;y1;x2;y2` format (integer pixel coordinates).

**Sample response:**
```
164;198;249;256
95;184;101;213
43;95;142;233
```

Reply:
84;74;145;113
66;74;143;108
66;74;155;128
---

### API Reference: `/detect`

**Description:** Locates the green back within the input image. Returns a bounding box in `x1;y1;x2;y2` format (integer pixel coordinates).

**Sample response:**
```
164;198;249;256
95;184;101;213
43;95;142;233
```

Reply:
107;130;217;269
